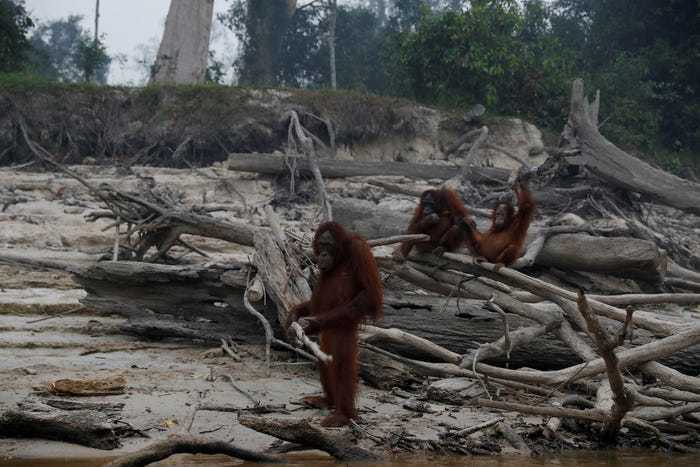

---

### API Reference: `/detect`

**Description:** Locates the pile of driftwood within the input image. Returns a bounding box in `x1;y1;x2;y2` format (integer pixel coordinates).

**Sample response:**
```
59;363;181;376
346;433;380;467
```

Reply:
3;79;700;464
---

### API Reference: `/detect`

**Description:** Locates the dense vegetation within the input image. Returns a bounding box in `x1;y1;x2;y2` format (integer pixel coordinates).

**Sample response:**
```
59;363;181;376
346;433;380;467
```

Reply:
222;0;699;171
1;0;698;171
0;0;110;83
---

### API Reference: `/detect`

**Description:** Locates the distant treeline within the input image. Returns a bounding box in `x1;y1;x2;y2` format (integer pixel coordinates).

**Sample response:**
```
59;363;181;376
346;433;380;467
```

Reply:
224;0;699;169
2;0;698;170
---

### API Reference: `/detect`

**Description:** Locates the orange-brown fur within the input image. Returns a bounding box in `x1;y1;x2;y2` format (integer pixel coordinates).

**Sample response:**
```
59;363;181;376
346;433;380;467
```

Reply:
399;188;472;257
464;182;535;265
291;222;383;426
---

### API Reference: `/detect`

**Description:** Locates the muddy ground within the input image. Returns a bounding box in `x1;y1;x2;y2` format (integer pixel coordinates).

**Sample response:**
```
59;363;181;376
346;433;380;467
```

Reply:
4;163;699;465
0;165;537;464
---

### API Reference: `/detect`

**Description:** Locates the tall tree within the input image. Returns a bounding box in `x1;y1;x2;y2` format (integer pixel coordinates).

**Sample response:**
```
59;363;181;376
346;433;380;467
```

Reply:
0;0;34;73
94;0;100;43
84;0;101;83
221;0;297;86
28;15;111;83
151;0;215;84
327;0;338;89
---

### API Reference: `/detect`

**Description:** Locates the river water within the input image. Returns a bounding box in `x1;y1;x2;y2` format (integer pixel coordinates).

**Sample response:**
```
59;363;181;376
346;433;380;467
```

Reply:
2;450;698;467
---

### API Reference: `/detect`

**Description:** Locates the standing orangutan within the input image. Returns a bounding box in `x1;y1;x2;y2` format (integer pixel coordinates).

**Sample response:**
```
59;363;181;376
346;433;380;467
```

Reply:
290;222;383;427
396;188;474;258
461;179;535;266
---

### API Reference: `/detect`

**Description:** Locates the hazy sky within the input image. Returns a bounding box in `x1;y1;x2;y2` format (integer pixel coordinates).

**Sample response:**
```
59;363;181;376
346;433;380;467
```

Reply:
24;0;238;85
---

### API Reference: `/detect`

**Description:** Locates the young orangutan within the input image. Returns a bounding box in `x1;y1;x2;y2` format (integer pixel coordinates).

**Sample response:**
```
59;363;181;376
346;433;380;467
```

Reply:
461;179;535;267
395;188;474;259
290;222;383;427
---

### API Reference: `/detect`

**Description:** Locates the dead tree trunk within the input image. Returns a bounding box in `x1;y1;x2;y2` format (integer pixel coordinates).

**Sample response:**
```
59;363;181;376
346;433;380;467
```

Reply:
151;0;215;84
0;408;124;450
561;79;700;215
535;233;666;283
327;0;337;90
227;153;509;183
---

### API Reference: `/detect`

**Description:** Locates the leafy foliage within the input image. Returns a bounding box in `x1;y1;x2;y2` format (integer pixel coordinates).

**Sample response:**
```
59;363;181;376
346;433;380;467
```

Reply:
28;15;111;83
219;0;293;85
0;0;34;73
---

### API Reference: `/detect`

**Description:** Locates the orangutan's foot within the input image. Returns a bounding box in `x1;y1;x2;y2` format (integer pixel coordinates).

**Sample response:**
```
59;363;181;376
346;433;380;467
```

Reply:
301;395;330;409
494;262;505;271
320;412;352;427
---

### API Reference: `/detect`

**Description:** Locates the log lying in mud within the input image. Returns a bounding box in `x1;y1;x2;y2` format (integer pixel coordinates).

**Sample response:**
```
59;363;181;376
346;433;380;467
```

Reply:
334;202;667;283
76;259;578;369
333;197;410;238
74;261;282;343
239;416;381;462
104;436;281;466
536;234;667;283
0;408;125;450
0;251;281;344
227;152;509;183
3;249;700;373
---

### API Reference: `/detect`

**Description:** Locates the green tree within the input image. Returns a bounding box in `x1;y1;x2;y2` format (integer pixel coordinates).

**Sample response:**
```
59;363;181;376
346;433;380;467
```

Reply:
277;5;325;87
220;0;295;86
0;0;34;73
381;1;578;128
318;6;385;90
28;15;111;83
551;0;700;151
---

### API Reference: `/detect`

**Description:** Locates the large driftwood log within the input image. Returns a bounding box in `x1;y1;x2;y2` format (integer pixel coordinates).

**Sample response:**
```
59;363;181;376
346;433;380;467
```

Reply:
563;79;700;215
238;416;381;462
0;408;124;450
359;346;421;389
382;293;581;369
536;234;666;283
227;152;509;183
335;200;666;284
4;250;700;373
333;197;410;238
252;210;311;335
73;262;281;343
104;436;281;467
0;254;282;344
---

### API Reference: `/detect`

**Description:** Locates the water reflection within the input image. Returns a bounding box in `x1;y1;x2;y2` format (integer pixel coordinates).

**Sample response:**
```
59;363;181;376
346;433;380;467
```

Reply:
1;450;696;467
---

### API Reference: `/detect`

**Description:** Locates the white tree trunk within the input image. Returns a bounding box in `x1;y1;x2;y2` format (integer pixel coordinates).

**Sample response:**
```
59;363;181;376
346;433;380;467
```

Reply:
328;0;337;89
151;0;215;84
94;0;100;42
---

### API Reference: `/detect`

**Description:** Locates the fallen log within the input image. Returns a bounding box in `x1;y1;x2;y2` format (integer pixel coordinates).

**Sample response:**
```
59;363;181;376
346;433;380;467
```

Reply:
104;435;281;467
562;79;700;215
227;152;509;183
1;256;284;344
5;248;700;373
535;234;667;283
0;248;572;368
335;201;667;284
359;346;422;389
426;377;482;405
578;291;634;440
0;408;125;450
238;416;381;462
333;197;409;238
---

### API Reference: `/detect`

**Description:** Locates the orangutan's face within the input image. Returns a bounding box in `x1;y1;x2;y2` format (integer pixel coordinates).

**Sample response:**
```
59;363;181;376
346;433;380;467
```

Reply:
421;192;436;216
315;231;337;272
493;204;510;230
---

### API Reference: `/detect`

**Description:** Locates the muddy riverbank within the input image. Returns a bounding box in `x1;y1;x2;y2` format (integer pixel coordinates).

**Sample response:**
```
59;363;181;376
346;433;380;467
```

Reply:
1;164;699;464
